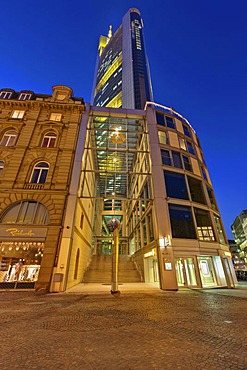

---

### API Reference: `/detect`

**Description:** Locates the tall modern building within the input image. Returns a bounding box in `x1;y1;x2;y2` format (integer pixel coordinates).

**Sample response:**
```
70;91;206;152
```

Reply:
0;9;237;292
92;8;153;109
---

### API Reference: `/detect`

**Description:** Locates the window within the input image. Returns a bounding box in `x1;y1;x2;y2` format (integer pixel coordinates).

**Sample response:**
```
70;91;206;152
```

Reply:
207;187;218;211
74;249;80;279
201;166;208;181
11;110;25;119
187;176;206;204
179;137;195;155
194;208;215;241
161;150;182;168
179;137;186;150
41;132;57;148
158;130;169;145
169;204;196;239
156;112;175;129
0;91;12;99
30;162;49;184
56;94;66;100
19;93;31;100
183;124;191;137
0;130;17;146
0;161;4;175
161;150;172;166
164;171;189;200
0;201;49;224
182;155;192;171
186;141;195;155
49;113;62;122
214;215;226;244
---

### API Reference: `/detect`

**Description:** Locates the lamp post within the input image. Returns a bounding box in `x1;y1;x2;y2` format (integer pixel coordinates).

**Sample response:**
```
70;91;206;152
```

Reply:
107;218;121;295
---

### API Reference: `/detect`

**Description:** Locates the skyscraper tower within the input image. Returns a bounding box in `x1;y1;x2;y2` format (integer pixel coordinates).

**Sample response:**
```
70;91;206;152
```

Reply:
92;8;153;109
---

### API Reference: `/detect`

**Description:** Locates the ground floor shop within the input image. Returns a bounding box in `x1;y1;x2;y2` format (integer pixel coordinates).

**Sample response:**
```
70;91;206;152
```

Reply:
139;245;236;290
0;226;47;290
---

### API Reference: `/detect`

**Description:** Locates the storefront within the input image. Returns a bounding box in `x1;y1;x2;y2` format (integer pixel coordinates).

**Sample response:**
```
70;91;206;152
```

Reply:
174;254;232;288
0;226;47;289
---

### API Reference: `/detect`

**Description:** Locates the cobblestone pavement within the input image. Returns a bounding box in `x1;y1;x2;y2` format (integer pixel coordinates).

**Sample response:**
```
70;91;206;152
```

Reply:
0;289;247;370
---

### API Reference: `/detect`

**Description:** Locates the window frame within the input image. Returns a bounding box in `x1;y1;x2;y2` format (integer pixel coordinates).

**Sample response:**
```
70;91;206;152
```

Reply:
0;91;12;99
30;161;49;184
0;130;17;146
49;113;62;122
0;160;4;174
41;132;57;148
11;110;25;119
155;112;175;129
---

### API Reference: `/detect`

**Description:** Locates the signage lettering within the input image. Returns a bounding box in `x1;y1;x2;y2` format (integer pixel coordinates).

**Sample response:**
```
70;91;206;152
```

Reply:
6;228;35;237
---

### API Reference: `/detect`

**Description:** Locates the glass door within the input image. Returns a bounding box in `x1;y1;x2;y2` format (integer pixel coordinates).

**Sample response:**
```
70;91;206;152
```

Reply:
175;258;197;287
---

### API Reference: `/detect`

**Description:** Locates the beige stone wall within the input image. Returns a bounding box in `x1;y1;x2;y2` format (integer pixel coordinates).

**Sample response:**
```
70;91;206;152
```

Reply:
0;87;84;291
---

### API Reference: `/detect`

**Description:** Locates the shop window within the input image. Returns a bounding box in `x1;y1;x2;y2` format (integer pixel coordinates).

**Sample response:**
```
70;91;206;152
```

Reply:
0;200;49;224
169;204;196;239
164;171;189;200
182;155;192;171
183;124;191;137
194;208;215;241
214;215;226;244
207;187;218;211
155;112;175;129
74;249;80;279
11;110;25;119
0;160;4;175
158;130;169;145
187;176;206;204
0;91;12;99
0;130;17;146
30;162;49;184
41;132;57;148
19;93;32;100
49;113;62;122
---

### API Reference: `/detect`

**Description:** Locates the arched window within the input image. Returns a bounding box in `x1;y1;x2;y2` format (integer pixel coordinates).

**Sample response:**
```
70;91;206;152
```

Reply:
0;201;49;224
0;130;17;146
30;162;49;184
41;132;57;148
0;161;4;175
74;249;80;280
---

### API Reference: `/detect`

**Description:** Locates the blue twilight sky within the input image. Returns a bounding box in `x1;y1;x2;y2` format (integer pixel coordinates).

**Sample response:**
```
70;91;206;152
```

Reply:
0;0;246;238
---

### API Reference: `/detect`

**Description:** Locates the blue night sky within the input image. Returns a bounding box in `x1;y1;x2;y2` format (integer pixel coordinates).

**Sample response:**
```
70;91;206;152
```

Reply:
1;0;246;238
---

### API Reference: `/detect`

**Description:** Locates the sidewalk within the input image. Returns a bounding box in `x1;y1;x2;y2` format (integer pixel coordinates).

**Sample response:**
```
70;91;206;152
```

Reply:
65;281;247;298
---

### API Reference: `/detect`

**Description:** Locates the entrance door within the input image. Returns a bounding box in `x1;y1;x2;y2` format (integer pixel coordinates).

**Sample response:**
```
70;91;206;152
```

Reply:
175;258;197;287
197;256;217;287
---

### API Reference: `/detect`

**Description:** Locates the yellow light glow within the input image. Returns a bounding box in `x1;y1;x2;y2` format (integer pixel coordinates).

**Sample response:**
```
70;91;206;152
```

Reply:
105;91;122;108
94;54;122;96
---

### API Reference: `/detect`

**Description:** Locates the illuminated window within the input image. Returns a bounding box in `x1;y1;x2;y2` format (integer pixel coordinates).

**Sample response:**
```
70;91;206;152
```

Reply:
158;131;169;145
19;93;31;100
11;110;25;119
0;161;4;174
0;200;49;224
214;215;226;244
30;162;49;184
194;208;215;241
41;132;57;148
56;94;66;100
179;137;195;154
0;130;17;146
49;113;62;122
0;91;12;99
